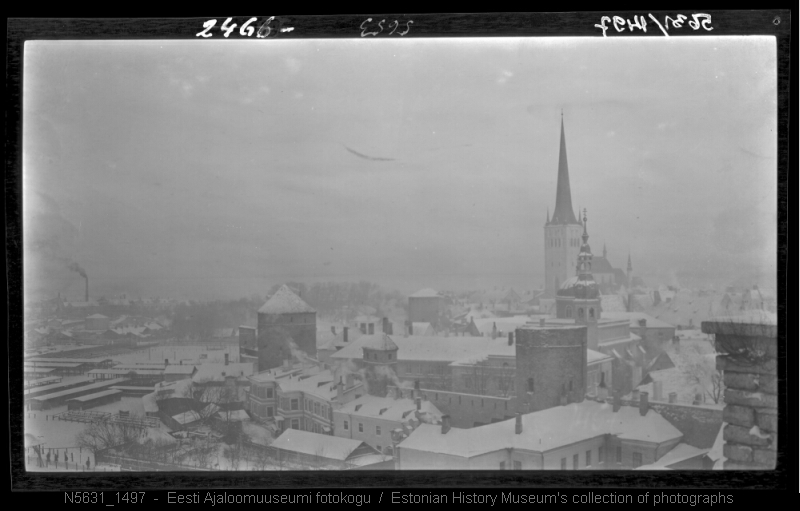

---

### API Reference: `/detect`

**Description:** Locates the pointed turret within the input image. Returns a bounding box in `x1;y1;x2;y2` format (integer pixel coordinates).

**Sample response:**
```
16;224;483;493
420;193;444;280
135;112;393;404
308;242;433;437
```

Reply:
551;115;579;225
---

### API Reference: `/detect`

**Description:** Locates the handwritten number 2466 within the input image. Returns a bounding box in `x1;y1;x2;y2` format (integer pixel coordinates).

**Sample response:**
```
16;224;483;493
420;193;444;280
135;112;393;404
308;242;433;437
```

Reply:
361;18;413;37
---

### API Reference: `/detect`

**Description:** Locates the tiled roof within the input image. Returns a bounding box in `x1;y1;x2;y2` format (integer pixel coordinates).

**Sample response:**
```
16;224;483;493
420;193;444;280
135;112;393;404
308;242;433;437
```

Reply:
258;285;316;314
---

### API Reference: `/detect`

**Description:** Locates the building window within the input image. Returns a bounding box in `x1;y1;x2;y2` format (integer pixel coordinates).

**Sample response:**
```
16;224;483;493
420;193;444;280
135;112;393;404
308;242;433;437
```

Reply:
291;419;299;430
589;308;595;319
314;402;320;416
499;461;506;470
561;458;567;470
266;387;274;398
388;353;393;360
376;426;382;436
573;454;579;470
569;379;573;391
632;452;643;468
266;406;274;418
280;398;289;410
344;420;349;430
578;308;584;318
616;446;622;463
358;423;364;433
527;377;534;393
598;446;604;463
586;450;591;467
513;460;522;470
566;306;572;318
290;399;299;411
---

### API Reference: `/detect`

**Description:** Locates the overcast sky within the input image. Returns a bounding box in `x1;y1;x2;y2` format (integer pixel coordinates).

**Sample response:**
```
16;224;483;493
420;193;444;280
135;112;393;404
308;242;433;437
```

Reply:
23;37;778;301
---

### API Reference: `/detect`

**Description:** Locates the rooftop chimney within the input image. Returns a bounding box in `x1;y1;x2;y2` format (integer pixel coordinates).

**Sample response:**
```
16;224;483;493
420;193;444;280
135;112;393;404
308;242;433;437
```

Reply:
507;332;514;346
653;380;663;402
383;317;390;334
343;327;348;343
491;322;497;339
413;380;420;400
407;321;413;337
441;415;451;434
164;358;169;367
224;353;229;366
515;413;523;435
337;377;344;399
613;391;621;413
415;397;421;411
639;391;649;416
368;323;375;335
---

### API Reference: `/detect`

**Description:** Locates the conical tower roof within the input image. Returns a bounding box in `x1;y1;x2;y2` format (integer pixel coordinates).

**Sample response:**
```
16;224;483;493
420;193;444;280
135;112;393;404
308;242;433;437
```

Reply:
258;285;316;314
551;114;580;225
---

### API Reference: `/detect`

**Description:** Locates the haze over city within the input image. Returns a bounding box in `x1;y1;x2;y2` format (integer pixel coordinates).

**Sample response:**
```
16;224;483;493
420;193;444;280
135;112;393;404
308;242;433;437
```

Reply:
23;37;777;301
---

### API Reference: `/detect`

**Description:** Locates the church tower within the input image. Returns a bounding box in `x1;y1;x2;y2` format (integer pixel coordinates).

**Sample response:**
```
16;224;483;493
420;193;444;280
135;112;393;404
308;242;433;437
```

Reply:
555;209;601;350
544;113;583;296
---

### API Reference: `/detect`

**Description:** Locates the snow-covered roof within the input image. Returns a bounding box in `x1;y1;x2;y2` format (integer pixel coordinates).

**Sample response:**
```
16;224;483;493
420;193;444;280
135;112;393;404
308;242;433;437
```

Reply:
330;334;514;363
411;322;434;336
217;409;250;422
361;333;398;351
587;349;613;364
164;365;196;375
192;363;253;383
708;423;726;469
410;288;440;298
276;369;345;401
602;311;675;330
271;429;373;461
258;285;315;314
398;401;683;458
635;442;708;469
600;295;627;312
337;395;443;423
471;316;531;336
86;314;108;319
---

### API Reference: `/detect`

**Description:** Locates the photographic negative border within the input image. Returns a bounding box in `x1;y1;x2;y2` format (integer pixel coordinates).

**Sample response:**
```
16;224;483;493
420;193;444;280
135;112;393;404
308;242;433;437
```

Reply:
7;12;790;491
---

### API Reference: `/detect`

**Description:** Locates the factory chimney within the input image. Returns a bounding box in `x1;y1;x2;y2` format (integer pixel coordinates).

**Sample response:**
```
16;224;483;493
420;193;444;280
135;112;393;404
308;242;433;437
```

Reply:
85;276;89;303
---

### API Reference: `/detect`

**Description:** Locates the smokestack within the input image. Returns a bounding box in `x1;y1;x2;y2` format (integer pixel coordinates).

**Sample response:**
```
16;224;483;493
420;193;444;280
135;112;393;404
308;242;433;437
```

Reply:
415;397;421;411
383;317;389;334
515;413;523;435
639;391;649;416
85;276;89;303
165;358;169;367
613;391;621;413
491;322;497;339
413;380;420;400
440;415;451;434
507;332;514;346
343;327;348;343
224;353;229;366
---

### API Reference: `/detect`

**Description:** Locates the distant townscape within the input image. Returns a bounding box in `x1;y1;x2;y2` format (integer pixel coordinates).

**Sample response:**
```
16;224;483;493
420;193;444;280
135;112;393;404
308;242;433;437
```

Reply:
23;119;778;472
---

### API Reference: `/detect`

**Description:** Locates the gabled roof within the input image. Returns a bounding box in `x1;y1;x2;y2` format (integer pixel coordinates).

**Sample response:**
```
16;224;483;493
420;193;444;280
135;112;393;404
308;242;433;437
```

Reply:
337;395;443;422
258;285;315;314
271;429;377;461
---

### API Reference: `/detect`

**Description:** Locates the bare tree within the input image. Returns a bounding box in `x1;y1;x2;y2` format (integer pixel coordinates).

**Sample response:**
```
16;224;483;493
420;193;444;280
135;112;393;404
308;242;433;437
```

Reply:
496;362;516;398
75;420;144;457
683;345;725;404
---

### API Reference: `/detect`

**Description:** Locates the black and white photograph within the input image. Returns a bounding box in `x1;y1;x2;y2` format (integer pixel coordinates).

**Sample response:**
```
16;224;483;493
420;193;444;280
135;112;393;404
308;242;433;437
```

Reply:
15;15;784;480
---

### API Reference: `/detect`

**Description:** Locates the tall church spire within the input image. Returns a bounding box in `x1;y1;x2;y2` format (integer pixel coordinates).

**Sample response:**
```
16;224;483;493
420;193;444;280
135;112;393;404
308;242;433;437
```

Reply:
551;114;579;225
